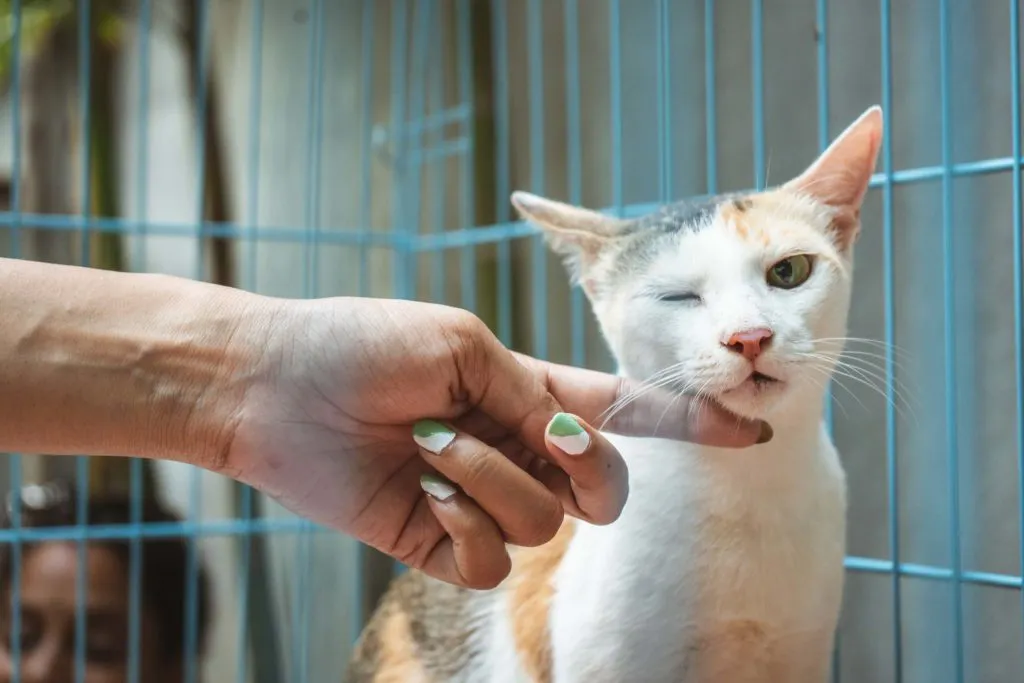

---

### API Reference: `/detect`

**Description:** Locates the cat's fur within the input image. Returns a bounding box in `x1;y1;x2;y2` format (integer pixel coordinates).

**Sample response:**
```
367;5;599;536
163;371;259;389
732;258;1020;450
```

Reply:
344;106;884;683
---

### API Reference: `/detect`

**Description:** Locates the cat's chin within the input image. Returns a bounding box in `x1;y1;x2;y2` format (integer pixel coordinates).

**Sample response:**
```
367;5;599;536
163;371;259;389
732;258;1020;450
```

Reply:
713;372;789;420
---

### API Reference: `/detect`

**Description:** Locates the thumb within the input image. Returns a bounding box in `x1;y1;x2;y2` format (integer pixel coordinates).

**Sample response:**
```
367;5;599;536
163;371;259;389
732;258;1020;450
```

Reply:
523;356;772;447
458;331;568;461
458;317;770;455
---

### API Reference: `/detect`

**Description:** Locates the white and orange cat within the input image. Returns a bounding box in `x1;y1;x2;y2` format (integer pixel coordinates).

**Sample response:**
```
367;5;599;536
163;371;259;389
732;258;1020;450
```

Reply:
345;106;884;683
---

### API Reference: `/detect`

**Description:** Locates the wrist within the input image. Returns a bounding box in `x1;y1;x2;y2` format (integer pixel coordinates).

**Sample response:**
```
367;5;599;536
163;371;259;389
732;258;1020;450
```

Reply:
137;274;282;473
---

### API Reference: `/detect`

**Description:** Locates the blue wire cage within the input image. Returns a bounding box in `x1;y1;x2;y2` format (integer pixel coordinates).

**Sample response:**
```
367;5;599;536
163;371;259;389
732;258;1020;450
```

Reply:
0;1;1021;682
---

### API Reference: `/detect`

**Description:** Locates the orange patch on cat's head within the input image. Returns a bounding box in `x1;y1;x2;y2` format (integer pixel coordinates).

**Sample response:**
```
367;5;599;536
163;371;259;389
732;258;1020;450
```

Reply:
718;191;835;256
718;196;773;248
507;520;576;683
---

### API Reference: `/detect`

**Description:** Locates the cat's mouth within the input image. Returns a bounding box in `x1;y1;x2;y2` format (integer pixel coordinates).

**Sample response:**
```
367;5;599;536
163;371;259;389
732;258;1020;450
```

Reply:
749;371;779;387
721;370;783;396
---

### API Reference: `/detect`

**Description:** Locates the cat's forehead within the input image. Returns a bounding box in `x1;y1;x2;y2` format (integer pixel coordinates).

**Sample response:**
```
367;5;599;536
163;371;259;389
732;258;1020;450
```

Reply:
607;190;834;282
608;195;733;275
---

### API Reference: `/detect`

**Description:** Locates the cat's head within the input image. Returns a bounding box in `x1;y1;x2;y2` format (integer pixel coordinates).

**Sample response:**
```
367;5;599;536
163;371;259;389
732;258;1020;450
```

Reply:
513;106;883;423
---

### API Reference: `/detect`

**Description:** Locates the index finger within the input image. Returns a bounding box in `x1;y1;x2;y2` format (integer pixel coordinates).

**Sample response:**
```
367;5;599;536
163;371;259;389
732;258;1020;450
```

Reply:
512;352;772;448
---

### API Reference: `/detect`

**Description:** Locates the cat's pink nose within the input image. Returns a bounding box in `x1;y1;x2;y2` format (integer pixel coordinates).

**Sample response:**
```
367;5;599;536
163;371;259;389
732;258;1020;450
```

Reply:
722;328;773;361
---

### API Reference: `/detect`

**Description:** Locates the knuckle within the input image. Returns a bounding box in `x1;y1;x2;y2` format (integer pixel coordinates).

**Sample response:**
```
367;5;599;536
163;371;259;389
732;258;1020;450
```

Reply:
456;443;500;491
448;309;491;355
383;505;438;570
389;530;433;572
444;310;494;393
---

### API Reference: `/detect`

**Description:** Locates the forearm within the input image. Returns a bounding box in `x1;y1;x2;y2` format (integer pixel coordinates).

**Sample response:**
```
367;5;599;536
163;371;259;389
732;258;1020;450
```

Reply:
0;258;272;471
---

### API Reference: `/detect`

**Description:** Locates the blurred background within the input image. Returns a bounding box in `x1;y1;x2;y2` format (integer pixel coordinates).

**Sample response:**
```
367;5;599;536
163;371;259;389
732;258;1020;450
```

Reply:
0;0;1021;681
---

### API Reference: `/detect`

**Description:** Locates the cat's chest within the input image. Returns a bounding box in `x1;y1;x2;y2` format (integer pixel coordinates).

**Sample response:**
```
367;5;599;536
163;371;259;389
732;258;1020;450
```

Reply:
618;433;846;621
690;489;844;623
546;437;846;683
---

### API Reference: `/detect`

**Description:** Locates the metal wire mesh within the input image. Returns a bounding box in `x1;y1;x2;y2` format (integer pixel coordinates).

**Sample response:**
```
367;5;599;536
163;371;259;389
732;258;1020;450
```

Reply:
0;1;1021;682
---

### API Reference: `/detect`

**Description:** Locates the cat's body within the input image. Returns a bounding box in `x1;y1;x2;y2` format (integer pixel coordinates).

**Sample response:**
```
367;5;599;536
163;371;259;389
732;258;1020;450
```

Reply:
345;107;883;683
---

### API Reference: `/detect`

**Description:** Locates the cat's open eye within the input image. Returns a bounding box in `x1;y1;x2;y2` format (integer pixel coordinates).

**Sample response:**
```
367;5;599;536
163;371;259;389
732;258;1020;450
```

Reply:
659;292;701;304
766;254;813;289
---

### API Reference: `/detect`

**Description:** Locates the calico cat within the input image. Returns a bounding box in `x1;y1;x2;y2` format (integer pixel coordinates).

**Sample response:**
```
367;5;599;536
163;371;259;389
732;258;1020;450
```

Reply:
344;106;884;683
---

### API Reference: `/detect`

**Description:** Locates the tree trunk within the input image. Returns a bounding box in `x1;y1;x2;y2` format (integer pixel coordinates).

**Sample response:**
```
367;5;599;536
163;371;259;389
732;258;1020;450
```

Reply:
182;0;234;287
21;21;77;266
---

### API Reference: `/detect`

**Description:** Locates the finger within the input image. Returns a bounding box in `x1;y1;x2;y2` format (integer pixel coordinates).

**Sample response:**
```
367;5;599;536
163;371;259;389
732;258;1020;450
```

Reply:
418;474;512;590
462;336;566;461
531;413;628;525
413;420;563;547
513;352;773;448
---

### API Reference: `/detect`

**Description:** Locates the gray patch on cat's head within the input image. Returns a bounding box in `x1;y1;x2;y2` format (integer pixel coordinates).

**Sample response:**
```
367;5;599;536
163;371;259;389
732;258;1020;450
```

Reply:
603;192;749;285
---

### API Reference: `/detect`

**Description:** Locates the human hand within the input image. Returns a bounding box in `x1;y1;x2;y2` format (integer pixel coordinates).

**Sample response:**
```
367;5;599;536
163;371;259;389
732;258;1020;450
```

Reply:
223;297;771;589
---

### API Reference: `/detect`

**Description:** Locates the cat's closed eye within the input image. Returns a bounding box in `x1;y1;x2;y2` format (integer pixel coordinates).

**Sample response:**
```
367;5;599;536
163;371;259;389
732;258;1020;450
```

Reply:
658;292;702;304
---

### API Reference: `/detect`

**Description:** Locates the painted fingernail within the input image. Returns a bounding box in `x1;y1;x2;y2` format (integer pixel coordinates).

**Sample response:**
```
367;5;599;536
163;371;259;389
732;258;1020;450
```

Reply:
413;420;456;454
420;474;457;502
547;413;591;455
757;422;774;444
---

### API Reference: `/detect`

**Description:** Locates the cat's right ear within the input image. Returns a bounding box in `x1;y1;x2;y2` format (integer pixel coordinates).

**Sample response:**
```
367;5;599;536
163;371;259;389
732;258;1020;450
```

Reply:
511;191;626;294
782;106;883;251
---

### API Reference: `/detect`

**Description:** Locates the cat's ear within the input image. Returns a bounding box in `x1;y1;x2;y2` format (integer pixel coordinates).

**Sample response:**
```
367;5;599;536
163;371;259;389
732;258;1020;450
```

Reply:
783;105;884;250
511;191;627;294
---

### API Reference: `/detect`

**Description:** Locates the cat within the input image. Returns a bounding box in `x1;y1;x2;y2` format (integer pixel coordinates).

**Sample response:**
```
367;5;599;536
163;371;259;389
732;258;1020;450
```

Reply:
343;105;884;683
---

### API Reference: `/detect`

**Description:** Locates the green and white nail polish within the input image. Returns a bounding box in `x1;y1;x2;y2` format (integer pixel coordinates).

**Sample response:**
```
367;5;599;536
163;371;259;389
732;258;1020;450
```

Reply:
547;413;591;455
413;420;456;454
420;474;457;501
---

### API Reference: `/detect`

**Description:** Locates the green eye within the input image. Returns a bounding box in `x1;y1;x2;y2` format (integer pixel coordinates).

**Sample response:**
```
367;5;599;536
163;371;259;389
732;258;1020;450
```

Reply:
766;254;813;289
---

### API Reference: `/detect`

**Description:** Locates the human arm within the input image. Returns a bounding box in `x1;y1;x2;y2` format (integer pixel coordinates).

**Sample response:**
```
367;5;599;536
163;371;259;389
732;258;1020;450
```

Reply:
0;257;263;467
0;257;770;587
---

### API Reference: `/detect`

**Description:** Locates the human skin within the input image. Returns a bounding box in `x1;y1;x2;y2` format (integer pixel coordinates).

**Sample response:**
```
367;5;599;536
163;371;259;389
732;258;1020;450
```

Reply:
0;258;770;588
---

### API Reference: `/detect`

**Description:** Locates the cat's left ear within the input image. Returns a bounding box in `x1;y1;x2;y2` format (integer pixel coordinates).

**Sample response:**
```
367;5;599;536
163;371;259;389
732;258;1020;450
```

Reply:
783;105;884;251
511;191;627;295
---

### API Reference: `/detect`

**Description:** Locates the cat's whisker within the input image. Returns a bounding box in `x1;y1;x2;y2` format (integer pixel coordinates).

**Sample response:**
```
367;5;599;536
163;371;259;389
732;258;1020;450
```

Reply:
825;347;908;369
833;357;922;414
830;350;915;386
811;336;912;361
599;367;681;421
798;369;850;419
808;352;901;395
599;365;693;429
684;379;716;432
649;375;722;439
800;354;908;417
604;370;688;418
652;377;703;438
799;348;916;398
652;392;684;438
797;351;920;420
801;361;866;414
825;365;914;424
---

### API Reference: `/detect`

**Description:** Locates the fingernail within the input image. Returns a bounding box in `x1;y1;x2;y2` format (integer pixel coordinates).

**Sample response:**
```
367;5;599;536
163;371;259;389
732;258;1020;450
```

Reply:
547;413;591;455
757;422;774;444
420;474;457;502
413;420;456;454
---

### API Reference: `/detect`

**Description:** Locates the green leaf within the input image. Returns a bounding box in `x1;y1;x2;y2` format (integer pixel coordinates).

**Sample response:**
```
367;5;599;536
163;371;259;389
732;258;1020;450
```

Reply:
0;0;128;89
0;0;73;87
